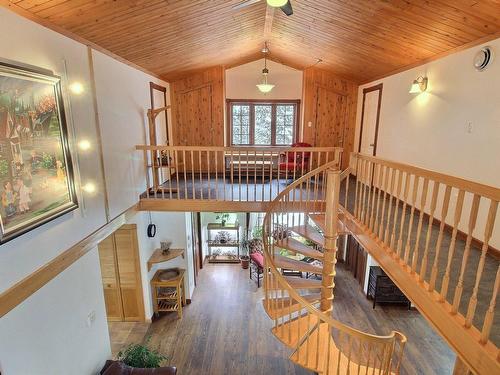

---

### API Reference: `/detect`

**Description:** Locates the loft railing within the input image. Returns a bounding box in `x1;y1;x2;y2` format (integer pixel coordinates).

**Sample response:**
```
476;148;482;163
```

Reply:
136;145;342;204
342;153;500;374
262;162;406;374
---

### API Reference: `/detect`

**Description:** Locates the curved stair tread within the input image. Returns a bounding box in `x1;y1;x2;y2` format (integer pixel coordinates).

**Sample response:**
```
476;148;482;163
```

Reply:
272;314;319;348
308;213;349;235
290;323;396;375
275;238;324;260
289;225;325;247
274;255;323;274
263;293;321;320
268;276;322;290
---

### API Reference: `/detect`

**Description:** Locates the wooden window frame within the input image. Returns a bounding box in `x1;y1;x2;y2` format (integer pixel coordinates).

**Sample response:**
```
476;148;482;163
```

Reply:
226;99;300;146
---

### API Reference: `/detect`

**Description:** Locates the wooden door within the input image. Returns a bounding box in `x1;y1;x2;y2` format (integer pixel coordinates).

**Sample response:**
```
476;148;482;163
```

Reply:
114;225;145;322
358;84;383;156
314;86;348;148
98;234;123;321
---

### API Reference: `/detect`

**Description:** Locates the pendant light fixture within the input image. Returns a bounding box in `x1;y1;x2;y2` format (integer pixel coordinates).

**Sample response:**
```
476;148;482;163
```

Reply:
256;43;275;93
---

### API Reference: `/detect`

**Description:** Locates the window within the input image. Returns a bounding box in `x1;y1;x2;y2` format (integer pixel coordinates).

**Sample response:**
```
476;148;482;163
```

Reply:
228;100;299;146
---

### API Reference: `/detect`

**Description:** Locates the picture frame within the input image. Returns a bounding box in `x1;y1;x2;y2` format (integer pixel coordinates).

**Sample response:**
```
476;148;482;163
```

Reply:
0;61;78;244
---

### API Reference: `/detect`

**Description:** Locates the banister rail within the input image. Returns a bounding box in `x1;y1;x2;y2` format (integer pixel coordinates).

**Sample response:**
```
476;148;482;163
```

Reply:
262;161;406;374
342;152;500;374
136;145;342;206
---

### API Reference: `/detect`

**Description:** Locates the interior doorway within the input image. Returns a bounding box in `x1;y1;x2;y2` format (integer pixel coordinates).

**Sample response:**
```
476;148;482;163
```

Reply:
358;83;383;156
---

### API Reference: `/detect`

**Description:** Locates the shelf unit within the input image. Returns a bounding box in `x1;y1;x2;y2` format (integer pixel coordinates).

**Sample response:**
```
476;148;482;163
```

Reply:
206;223;240;263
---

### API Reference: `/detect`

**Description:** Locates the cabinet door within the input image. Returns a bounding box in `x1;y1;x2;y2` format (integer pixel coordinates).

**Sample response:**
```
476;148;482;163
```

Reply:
98;235;123;321
114;226;144;322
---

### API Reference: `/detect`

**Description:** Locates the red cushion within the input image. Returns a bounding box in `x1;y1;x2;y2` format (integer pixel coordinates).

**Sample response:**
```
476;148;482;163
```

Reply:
250;253;264;268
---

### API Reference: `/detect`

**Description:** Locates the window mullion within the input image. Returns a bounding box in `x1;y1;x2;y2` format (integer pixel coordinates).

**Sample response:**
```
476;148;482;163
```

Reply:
250;103;255;145
271;104;277;146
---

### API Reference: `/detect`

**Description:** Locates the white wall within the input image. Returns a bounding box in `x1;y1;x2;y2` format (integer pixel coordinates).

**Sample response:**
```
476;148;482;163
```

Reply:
355;38;500;248
0;249;110;375
130;211;194;320
226;59;303;100
92;50;170;218
0;7;175;375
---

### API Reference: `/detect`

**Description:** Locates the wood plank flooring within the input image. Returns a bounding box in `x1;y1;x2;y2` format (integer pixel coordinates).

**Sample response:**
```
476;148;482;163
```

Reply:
108;263;455;375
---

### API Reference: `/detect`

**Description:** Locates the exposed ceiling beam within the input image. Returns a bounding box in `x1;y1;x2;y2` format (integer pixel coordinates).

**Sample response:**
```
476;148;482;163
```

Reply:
263;5;274;40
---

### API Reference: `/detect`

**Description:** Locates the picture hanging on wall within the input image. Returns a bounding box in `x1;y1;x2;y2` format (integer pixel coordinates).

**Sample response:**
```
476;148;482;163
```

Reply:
0;62;78;244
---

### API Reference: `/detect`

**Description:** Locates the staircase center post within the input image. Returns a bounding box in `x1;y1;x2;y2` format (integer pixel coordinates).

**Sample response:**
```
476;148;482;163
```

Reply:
321;168;340;312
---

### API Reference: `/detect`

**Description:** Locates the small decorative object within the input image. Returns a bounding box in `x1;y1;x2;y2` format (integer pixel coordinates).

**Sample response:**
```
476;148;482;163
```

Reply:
240;255;250;269
272;224;291;240
158;268;180;281
147;212;156;238
473;46;493;72
117;337;166;368
215;230;231;244
160;240;172;255
215;212;230;226
0;62;78;243
158;150;171;166
211;249;221;260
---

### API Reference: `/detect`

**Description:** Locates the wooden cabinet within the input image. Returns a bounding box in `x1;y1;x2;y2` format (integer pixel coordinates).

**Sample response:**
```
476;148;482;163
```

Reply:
367;266;411;309
98;224;145;322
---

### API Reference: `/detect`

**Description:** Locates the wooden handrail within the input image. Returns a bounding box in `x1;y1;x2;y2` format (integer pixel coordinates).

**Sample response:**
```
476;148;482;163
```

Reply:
343;153;500;374
262;161;407;374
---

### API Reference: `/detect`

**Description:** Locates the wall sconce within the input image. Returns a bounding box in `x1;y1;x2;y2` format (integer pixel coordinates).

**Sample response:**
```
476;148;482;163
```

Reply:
82;182;96;193
69;82;84;95
409;76;428;94
78;139;91;151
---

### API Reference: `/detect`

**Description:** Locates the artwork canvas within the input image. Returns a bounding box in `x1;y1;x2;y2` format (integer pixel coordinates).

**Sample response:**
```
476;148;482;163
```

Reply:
0;62;78;244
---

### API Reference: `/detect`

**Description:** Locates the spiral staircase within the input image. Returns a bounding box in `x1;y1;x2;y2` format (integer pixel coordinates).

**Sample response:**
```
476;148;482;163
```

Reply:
261;161;407;374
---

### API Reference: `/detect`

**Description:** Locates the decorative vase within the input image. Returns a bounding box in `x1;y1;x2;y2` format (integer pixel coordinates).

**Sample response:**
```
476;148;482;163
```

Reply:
240;255;250;269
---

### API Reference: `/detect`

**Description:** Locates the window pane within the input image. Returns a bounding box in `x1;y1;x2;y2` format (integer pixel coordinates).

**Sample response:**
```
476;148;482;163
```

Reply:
231;104;250;145
254;105;272;145
275;104;295;145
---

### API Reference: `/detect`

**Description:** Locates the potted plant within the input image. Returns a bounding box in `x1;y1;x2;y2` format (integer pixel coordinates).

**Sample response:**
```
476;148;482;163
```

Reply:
240;233;250;269
215;212;230;226
117;337;166;368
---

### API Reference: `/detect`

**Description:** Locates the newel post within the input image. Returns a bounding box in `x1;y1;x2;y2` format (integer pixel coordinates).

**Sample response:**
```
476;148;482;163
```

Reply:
321;168;340;312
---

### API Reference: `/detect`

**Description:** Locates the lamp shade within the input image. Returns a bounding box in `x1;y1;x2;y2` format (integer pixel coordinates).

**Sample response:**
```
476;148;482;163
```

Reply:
267;0;288;7
409;76;428;94
256;83;275;93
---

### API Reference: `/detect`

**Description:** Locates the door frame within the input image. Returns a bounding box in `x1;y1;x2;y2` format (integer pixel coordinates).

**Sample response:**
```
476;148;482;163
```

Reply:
358;83;383;156
149;82;169;145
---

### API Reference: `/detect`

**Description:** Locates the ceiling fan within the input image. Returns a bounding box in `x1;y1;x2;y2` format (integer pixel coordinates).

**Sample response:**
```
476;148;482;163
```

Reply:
233;0;293;16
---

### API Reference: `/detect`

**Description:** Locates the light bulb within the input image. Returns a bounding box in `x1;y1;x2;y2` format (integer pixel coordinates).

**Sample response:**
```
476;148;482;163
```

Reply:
267;0;287;7
69;82;84;95
78;139;91;151
82;182;96;193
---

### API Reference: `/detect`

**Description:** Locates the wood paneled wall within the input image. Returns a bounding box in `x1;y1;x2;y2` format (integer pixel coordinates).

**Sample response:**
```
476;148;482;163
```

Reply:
170;66;225;147
302;67;358;169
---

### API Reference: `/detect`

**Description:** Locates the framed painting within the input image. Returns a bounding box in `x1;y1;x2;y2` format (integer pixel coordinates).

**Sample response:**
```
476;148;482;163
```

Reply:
0;62;78;244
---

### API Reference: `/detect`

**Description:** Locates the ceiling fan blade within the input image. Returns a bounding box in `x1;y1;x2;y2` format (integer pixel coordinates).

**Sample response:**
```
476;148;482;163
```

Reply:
232;0;262;10
280;0;293;16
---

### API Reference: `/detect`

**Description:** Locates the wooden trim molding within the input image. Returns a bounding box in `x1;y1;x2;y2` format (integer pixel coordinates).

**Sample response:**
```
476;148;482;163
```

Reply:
0;205;138;318
358;83;383;156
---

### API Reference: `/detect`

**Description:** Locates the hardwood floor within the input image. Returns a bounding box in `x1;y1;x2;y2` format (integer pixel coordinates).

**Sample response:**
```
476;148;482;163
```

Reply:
108;321;150;357
109;262;455;374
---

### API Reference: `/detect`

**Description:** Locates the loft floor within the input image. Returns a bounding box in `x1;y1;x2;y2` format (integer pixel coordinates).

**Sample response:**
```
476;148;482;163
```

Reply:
109;263;454;375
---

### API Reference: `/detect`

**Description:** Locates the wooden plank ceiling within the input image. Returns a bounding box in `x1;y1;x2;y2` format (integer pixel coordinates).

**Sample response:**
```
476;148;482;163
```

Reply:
5;0;500;82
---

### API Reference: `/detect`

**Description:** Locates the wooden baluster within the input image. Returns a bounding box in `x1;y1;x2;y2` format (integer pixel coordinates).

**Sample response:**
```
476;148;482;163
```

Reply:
378;166;390;239
198;150;203;199
403;176;420;264
428;185;452;292
222;150;226;201
465;200;498;327
383;168;396;244
190;151;195;199
182;150;187;199
246;150;249;201
238;151;242;201
354;157;361;218
373;164;384;236
364;161;373;225
452;194;480;314
207;150;211;200
261;152;265;201
369;163;379;231
396;172;411;258
389;169;404;249
173;150;179;200
411;178;429;272
143;150;150;198
359;159;367;224
166;149;173;199
214;150;219;200
440;189;465;302
480;265;500;344
419;181;439;282
254;151;257;201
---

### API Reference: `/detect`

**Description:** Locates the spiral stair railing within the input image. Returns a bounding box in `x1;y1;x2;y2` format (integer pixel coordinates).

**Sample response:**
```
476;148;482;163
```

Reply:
262;161;407;374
